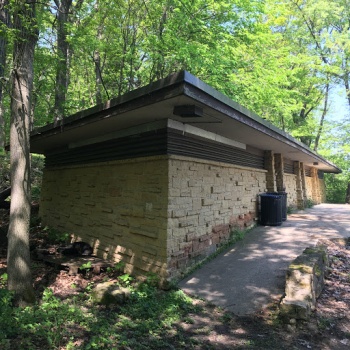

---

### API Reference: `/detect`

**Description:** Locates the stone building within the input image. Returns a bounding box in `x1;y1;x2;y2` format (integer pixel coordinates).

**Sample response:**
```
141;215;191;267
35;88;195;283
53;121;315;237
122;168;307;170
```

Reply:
30;71;341;283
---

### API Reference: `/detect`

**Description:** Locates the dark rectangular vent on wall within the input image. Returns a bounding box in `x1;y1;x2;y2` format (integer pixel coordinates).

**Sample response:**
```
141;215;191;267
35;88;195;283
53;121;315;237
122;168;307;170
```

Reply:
304;167;312;177
44;127;264;170
318;170;324;179
167;129;265;169
284;160;294;175
45;129;168;167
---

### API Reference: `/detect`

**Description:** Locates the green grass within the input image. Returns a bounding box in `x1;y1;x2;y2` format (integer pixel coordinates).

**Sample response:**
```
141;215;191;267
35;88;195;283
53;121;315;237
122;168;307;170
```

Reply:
0;281;202;350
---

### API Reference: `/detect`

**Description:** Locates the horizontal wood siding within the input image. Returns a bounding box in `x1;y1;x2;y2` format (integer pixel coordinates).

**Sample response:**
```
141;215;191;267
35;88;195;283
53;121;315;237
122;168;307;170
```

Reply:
167;130;264;169
45;127;264;169
45;129;168;167
284;159;294;174
305;167;312;177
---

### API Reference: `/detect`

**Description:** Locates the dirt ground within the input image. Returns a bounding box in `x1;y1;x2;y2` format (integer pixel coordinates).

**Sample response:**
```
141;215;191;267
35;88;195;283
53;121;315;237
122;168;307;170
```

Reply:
1;208;350;349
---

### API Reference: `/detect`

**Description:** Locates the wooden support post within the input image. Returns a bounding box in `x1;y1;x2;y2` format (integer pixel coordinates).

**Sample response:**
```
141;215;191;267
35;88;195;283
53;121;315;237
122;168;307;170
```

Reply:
274;154;285;192
294;161;306;209
264;150;276;192
310;168;320;204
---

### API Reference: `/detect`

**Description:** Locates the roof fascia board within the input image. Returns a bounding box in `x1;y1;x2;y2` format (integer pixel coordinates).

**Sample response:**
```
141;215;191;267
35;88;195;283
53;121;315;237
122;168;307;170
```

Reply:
31;72;187;139
30;70;341;173
180;73;341;173
69;118;246;151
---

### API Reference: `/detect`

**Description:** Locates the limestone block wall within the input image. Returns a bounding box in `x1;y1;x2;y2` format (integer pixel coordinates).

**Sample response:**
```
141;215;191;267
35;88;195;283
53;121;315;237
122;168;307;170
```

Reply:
284;174;298;208
305;177;326;204
40;156;169;279
305;177;313;201
167;155;267;278
319;179;326;203
39;151;326;282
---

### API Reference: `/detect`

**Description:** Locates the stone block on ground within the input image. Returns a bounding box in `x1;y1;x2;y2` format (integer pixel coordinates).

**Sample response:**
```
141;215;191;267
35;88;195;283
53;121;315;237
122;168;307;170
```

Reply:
92;281;131;305
279;244;329;321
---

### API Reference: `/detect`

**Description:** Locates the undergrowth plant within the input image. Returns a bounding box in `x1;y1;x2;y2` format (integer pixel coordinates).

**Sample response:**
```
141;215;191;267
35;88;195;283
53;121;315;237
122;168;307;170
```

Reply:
0;277;201;350
42;226;70;244
305;199;315;208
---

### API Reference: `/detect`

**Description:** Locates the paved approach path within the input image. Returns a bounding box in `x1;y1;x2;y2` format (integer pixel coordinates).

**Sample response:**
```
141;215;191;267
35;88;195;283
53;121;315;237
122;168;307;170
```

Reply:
179;203;350;315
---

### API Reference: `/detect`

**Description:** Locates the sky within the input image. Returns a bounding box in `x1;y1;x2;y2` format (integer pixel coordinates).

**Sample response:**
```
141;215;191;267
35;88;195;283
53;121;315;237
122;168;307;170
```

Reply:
328;86;349;122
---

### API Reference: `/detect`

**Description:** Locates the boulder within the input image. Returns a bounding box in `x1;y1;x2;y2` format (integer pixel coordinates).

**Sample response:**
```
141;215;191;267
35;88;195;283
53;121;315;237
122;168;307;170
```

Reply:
92;281;131;305
279;245;329;321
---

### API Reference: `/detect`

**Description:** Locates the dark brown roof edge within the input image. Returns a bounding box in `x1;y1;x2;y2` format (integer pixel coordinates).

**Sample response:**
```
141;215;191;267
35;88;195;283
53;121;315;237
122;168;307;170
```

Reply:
31;70;341;174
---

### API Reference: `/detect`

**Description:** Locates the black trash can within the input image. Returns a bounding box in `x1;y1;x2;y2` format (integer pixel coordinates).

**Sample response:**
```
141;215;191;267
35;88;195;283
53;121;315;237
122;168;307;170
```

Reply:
260;193;282;226
278;192;287;221
267;191;287;221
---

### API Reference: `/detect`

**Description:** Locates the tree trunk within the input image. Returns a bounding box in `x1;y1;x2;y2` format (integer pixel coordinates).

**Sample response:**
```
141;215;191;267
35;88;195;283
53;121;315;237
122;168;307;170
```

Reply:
7;0;38;306
344;73;350;111
93;0;103;105
0;0;9;149
346;182;350;204
314;82;329;152
53;0;72;124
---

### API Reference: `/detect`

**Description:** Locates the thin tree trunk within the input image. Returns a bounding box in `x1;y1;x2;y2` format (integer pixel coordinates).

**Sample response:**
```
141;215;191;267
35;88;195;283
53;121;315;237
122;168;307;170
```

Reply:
314;82;329;152
93;0;103;104
344;74;350;110
345;182;350;204
53;0;72;124
7;0;38;306
0;0;8;149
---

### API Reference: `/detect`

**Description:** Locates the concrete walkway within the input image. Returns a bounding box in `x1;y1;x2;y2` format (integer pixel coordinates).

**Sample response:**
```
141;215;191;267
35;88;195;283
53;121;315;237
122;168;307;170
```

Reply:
179;203;350;315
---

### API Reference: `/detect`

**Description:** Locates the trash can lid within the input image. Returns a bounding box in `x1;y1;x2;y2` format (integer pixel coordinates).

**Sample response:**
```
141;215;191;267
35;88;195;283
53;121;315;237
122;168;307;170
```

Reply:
260;193;281;198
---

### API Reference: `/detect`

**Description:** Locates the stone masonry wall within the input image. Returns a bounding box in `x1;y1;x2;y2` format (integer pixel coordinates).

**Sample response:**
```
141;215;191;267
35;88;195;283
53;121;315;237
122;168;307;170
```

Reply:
39;152;326;283
167;155;267;279
39;156;169;280
305;177;313;202
319;179;326;202
284;174;298;208
305;177;326;204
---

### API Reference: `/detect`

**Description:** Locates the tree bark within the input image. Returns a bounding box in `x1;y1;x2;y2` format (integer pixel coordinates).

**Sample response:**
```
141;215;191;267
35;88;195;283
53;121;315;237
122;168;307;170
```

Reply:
0;0;9;149
53;0;72;124
314;82;329;152
7;0;38;306
93;0;103;105
344;72;350;111
346;182;350;204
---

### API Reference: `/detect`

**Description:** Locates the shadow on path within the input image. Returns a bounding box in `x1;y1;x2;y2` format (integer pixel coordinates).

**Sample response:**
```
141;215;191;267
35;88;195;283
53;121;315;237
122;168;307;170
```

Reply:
179;204;350;315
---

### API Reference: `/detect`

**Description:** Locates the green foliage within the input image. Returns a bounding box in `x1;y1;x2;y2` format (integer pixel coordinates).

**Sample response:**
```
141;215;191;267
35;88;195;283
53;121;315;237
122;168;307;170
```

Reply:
230;228;246;243
0;153;10;190
0;281;201;349
305;199;315;208
0;287;89;349
118;273;134;287
144;272;161;287
31;154;44;202
106;261;125;274
0;273;8;290
0;153;44;202
42;226;70;244
325;173;347;203
287;206;295;215
0;0;348;159
318;121;350;203
80;261;92;270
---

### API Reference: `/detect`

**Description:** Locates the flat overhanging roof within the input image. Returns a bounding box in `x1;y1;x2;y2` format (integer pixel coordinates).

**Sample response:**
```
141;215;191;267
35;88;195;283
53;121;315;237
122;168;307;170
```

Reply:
31;71;341;174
